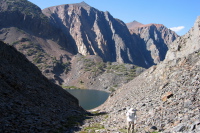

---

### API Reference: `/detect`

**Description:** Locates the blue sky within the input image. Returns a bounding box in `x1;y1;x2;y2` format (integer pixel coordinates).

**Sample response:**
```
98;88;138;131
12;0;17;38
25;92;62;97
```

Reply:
28;0;200;36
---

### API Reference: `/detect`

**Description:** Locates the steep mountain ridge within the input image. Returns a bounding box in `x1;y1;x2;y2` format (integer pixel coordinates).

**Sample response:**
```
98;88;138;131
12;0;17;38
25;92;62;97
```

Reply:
95;17;200;133
42;2;146;67
0;41;85;132
127;21;164;30
127;21;179;67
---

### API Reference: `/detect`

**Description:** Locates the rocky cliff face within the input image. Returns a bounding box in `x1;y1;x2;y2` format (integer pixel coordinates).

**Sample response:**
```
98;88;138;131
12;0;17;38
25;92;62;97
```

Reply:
127;21;179;67
94;17;200;133
165;16;200;61
42;2;145;66
0;41;85;132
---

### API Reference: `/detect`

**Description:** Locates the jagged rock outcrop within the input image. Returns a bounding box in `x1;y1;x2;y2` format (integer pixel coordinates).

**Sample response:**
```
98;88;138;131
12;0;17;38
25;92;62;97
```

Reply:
42;2;145;66
0;41;85;132
95;17;200;133
127;21;179;67
165;16;200;61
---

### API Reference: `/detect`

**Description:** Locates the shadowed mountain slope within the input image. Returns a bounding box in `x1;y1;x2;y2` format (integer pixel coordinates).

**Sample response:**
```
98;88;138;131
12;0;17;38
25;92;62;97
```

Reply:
0;41;85;132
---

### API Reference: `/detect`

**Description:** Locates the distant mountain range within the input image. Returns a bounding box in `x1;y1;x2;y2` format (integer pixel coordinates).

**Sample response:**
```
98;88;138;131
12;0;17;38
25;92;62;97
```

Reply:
0;0;178;85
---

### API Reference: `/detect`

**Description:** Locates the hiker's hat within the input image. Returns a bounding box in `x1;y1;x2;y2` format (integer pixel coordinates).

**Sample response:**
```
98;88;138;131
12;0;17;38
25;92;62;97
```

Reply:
129;108;137;112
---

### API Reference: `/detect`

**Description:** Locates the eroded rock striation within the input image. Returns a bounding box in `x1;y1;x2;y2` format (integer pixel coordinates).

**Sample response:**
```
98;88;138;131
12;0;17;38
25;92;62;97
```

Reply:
0;41;85;132
42;2;145;66
127;21;179;67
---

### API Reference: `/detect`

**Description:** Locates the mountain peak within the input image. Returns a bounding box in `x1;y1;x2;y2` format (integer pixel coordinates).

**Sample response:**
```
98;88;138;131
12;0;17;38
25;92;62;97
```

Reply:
73;1;91;10
126;21;144;29
80;1;89;6
0;0;42;15
132;20;142;24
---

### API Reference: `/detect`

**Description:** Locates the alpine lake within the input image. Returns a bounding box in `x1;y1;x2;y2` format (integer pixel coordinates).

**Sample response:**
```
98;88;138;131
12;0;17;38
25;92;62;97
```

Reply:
66;89;110;110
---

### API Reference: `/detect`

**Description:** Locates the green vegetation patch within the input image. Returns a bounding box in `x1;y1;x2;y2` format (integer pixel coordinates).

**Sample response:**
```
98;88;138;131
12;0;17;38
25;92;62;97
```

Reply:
77;55;145;82
82;123;105;133
62;85;80;89
119;128;127;133
53;115;86;133
81;58;105;75
109;87;116;92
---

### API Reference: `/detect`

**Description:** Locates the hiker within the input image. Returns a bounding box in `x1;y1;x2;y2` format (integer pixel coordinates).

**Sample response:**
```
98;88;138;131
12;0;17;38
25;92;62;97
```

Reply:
126;108;137;133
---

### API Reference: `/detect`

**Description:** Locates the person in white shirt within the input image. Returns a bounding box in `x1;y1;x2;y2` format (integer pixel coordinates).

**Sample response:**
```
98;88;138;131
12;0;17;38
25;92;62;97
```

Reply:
126;108;137;133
